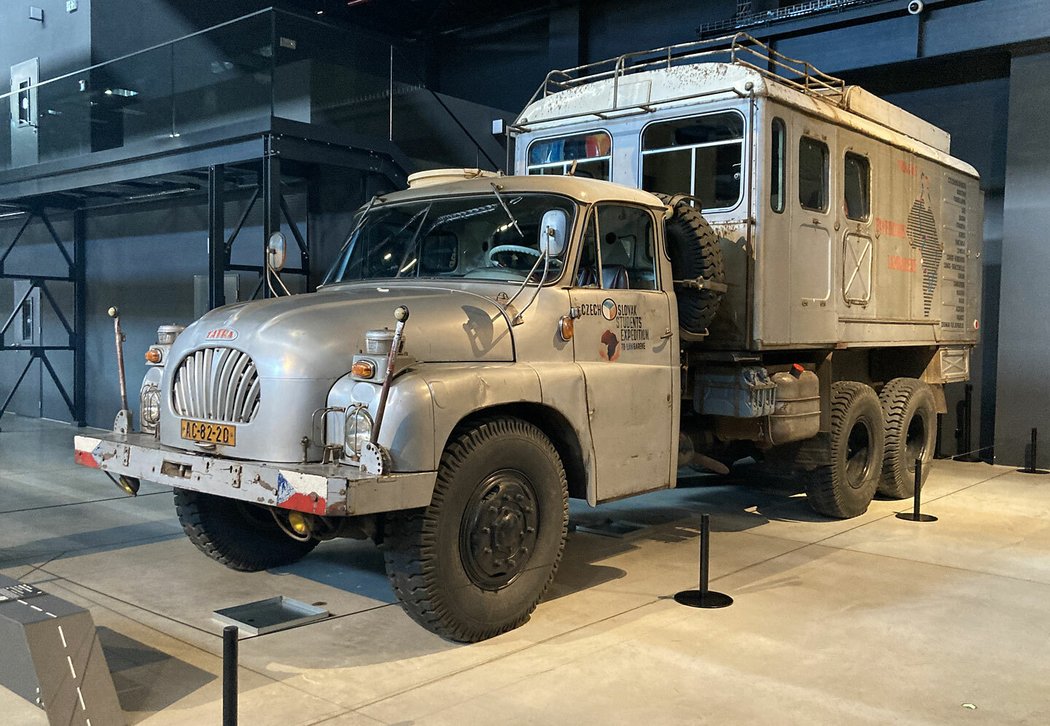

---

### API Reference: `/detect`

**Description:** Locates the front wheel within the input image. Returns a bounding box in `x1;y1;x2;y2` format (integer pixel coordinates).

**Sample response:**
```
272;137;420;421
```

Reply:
383;416;569;642
174;489;318;571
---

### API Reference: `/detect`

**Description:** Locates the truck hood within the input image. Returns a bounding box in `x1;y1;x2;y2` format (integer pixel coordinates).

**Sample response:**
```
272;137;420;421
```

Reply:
172;283;514;379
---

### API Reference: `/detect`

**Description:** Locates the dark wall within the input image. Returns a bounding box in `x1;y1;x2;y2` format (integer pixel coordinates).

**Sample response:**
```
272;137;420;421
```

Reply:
994;51;1050;466
89;0;269;63
0;0;93;168
431;0;738;113
582;0;734;65
0;0;92;91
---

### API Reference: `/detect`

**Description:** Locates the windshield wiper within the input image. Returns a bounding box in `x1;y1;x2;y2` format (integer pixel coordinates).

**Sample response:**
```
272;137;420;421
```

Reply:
490;183;524;240
335;195;380;257
395;203;432;277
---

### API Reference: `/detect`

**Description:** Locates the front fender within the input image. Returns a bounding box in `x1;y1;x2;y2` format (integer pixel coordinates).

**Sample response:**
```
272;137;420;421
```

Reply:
327;370;437;473
329;363;577;477
421;363;542;469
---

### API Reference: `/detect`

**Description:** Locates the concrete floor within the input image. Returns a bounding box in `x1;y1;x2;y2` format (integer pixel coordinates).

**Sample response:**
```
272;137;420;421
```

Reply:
1;415;1049;725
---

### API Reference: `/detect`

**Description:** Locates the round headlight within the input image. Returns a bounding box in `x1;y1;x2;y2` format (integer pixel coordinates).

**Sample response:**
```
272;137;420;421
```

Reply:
344;407;373;459
140;384;161;432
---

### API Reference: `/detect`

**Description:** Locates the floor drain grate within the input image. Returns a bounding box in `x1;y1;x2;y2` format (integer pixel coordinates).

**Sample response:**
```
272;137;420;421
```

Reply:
213;596;329;636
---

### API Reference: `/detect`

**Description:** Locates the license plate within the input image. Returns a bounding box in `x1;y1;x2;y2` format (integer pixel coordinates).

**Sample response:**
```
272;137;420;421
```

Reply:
180;419;236;446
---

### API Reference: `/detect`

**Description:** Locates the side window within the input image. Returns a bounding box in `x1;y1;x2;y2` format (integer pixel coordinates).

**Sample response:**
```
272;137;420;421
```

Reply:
641;112;744;210
843;152;871;221
574;206;656;290
527;132;612;179
799;136;829;212
771;118;786;213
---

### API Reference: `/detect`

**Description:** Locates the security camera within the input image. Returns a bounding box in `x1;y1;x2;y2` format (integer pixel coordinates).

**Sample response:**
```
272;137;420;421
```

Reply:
907;0;924;14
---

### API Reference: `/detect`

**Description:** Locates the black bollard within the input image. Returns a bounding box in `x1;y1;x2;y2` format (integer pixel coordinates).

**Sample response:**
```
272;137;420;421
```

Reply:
1018;427;1048;474
896;458;937;522
674;513;733;608
223;625;238;726
1030;428;1038;473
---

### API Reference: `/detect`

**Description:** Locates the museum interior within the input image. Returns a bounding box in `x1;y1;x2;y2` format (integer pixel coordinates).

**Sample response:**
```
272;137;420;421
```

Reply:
1;0;1049;723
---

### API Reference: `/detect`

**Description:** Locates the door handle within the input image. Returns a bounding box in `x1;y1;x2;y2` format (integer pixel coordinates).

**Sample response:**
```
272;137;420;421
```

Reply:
660;328;673;340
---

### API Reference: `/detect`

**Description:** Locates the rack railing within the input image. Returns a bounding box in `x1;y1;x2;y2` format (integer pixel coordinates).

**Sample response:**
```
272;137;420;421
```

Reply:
527;32;846;112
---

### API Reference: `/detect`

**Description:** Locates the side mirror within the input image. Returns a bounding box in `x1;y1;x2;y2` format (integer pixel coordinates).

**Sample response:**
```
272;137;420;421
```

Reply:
266;231;287;272
539;209;568;257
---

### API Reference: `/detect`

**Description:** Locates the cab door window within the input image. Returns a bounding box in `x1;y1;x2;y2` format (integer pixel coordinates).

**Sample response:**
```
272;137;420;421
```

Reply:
575;205;657;290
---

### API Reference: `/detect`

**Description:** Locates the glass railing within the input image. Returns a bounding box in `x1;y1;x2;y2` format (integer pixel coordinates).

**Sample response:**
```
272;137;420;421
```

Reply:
0;8;499;175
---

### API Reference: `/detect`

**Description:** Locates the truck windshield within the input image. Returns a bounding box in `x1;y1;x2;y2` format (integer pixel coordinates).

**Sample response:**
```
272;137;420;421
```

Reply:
323;193;575;285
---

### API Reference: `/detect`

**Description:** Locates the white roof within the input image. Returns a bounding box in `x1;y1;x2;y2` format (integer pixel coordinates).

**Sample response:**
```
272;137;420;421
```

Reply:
380;173;667;208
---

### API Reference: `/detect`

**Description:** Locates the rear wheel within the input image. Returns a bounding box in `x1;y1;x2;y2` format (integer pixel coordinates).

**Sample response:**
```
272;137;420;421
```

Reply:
174;489;318;571
878;378;937;499
383;416;568;642
805;382;884;518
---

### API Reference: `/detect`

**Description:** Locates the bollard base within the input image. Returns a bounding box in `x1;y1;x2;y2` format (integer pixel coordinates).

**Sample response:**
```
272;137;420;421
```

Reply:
673;589;733;609
896;512;938;522
1016;468;1049;475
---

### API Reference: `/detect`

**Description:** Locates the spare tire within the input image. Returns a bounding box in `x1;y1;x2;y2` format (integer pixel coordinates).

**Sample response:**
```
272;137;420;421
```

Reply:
655;193;726;334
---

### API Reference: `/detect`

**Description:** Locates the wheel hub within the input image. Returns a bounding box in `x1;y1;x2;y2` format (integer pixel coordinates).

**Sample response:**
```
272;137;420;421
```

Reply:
905;415;927;472
845;420;873;489
461;470;539;590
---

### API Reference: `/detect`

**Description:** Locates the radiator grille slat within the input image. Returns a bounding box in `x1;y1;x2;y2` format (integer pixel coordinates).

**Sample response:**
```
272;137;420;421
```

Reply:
173;347;260;424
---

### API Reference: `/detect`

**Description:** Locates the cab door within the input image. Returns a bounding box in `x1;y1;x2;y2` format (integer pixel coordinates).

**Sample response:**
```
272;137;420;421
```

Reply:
569;203;676;502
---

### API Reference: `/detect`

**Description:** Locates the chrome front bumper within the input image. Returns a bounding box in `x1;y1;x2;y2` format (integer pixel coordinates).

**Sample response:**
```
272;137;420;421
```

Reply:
73;433;436;516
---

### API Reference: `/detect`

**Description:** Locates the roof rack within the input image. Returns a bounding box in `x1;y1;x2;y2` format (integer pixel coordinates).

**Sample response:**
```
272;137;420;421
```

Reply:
527;32;847;109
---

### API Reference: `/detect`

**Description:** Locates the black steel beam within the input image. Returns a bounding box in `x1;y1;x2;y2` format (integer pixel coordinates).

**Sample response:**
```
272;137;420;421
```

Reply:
0;356;35;419
71;209;85;426
270;117;412;171
208;165;226;310
279;193;310;272
270;135;408;188
40;353;75;417
225;187;260;256
0;213;32;273
0;345;74;352
38;211;74;273
0;273;75;282
0;285;34;338
226;264;307;275
0;136;267;203
38;281;74;339
261;143;282;299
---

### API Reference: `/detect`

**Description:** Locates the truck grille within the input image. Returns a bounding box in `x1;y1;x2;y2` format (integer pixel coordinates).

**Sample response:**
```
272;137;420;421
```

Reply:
172;347;260;424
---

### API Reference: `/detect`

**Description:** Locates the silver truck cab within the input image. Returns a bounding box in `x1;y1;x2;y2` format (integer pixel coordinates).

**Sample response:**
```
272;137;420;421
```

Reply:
76;172;685;642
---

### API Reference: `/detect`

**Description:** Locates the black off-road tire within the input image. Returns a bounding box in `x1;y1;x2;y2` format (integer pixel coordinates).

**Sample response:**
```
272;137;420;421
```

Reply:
805;381;885;519
383;416;569;643
654;193;725;334
878;378;937;499
174;488;318;571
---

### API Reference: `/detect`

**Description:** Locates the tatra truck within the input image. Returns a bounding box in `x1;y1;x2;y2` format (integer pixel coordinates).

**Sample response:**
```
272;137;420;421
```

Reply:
75;35;981;641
